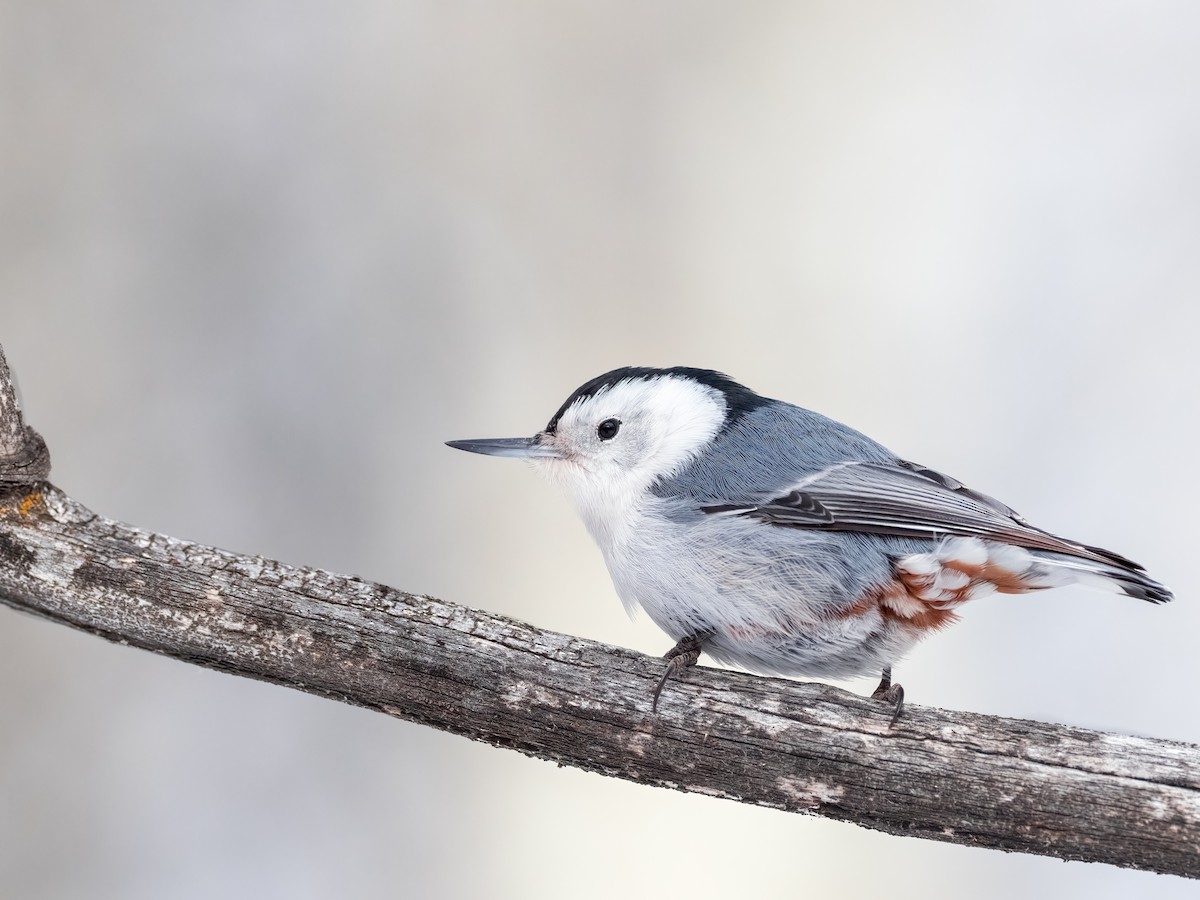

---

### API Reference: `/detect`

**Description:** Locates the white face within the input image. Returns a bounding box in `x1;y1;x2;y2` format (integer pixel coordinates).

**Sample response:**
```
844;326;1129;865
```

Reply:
533;375;727;545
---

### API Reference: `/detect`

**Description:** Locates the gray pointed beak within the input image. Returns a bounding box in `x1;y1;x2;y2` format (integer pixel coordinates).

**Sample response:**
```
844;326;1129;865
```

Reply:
445;435;562;459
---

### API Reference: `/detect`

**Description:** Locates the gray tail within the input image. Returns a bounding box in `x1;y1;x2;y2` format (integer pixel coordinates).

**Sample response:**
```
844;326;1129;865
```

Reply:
1037;549;1173;605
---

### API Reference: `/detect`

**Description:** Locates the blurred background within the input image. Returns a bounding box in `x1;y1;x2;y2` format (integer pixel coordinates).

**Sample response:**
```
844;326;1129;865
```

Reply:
2;1;1198;897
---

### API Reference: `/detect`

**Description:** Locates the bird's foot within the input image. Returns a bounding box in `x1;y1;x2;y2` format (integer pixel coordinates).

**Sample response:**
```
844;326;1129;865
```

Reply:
871;666;905;728
652;633;708;712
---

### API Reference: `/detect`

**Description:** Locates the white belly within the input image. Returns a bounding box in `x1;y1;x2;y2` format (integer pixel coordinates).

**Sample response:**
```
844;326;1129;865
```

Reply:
598;511;922;679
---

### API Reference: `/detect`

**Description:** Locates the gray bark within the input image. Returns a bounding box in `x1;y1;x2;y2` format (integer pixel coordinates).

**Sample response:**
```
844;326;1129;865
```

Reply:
0;350;50;483
0;344;1195;879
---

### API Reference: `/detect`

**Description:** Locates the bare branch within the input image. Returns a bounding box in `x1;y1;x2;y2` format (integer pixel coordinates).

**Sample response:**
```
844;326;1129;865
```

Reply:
0;344;1195;880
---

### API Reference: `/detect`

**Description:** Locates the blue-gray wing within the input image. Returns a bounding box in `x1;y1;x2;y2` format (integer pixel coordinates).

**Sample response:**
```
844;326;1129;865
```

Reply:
701;459;1142;571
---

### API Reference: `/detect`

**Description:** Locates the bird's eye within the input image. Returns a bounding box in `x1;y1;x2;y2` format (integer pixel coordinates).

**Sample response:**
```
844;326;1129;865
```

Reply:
597;418;621;441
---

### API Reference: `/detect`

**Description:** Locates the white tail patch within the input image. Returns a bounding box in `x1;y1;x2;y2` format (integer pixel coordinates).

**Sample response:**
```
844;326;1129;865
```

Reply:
896;537;1045;608
894;535;1172;614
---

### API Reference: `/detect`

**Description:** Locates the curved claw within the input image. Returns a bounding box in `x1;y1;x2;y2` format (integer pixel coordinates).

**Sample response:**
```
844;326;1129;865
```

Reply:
652;653;698;712
872;666;905;728
651;634;708;712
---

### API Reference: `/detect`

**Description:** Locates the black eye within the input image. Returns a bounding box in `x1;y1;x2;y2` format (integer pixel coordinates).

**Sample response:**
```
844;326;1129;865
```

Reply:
597;418;621;441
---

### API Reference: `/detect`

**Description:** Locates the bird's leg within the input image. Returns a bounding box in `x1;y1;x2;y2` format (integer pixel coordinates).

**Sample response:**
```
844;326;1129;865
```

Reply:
871;666;905;727
652;633;709;712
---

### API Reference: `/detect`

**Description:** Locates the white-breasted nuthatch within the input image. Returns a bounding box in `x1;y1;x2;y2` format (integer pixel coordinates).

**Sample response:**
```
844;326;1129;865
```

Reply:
448;367;1171;720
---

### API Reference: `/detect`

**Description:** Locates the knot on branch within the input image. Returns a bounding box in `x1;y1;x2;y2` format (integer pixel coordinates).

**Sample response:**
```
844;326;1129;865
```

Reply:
0;345;51;485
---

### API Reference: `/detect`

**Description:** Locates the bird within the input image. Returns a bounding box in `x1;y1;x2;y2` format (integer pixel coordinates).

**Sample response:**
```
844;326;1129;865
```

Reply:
447;366;1171;722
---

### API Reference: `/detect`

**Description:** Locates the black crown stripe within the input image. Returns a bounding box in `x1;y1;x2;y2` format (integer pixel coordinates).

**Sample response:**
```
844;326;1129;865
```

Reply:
544;366;769;434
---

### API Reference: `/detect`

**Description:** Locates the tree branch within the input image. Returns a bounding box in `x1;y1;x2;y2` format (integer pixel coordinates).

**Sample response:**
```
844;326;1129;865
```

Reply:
0;345;1195;880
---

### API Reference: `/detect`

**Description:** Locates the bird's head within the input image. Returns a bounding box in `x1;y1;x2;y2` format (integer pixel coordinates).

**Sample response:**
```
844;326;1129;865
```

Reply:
448;367;766;541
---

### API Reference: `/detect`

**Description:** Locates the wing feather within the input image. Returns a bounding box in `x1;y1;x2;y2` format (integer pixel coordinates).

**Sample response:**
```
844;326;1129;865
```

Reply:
701;460;1144;571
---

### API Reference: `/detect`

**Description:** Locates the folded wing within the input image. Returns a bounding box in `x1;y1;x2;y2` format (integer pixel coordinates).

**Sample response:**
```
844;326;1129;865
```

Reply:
701;459;1145;572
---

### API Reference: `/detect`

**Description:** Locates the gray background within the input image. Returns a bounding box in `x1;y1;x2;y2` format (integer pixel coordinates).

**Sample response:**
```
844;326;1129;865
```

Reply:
2;2;1198;898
